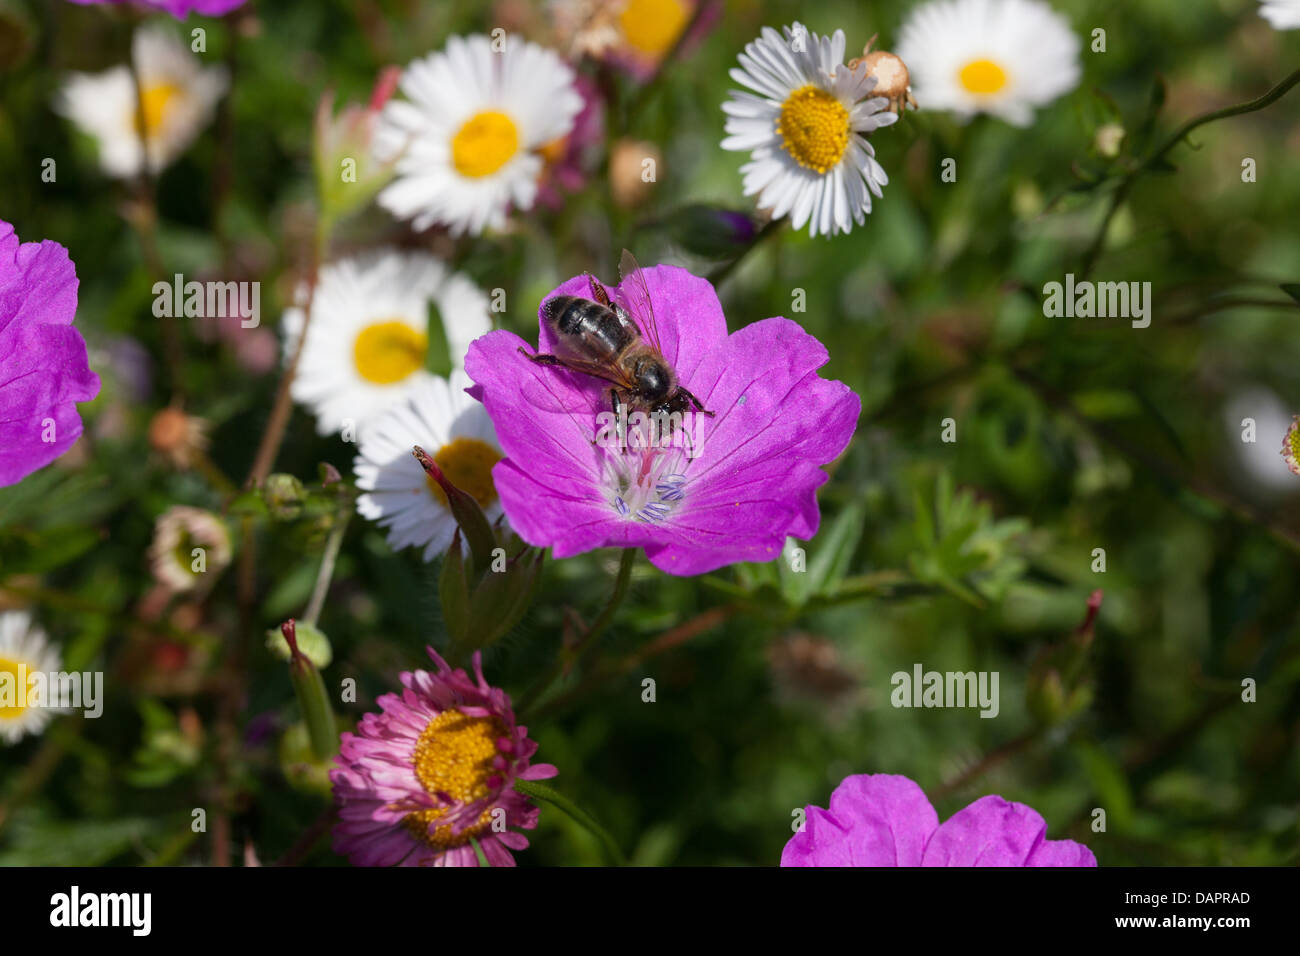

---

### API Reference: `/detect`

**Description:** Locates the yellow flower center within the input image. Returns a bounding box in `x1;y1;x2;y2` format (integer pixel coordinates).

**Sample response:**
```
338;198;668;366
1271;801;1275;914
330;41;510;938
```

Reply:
451;110;520;179
403;710;508;849
776;85;851;175
619;0;690;57
0;656;30;720
958;58;1009;95
425;437;502;509
352;320;428;385
135;82;182;137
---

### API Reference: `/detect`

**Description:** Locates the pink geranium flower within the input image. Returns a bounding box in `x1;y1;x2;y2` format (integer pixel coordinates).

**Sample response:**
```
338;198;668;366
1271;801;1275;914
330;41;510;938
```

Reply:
0;220;100;488
330;649;557;867
782;773;1097;867
464;263;859;575
66;0;246;17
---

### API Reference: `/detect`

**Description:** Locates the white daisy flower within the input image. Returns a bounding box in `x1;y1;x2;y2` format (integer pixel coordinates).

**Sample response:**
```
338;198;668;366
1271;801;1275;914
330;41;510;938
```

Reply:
722;22;897;238
374;34;585;236
1259;0;1300;29
354;371;505;562
895;0;1080;127
55;24;228;179
0;612;64;745
283;250;493;438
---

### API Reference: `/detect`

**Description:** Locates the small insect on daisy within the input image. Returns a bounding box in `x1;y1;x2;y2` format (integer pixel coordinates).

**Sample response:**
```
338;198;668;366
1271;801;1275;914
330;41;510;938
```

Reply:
894;0;1081;127
722;22;898;238
848;35;918;116
523;250;714;429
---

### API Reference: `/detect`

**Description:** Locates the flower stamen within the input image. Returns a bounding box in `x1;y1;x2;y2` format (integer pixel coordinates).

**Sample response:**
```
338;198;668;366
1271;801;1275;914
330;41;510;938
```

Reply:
404;709;508;849
776;85;851;174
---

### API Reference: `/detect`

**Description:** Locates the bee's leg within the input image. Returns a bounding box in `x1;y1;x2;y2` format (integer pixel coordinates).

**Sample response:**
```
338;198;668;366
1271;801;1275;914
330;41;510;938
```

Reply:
609;388;623;418
519;347;567;367
588;274;612;308
680;387;716;417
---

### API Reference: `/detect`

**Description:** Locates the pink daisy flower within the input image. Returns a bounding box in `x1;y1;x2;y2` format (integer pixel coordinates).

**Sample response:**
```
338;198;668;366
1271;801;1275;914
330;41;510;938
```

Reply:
330;648;557;867
783;773;1097;867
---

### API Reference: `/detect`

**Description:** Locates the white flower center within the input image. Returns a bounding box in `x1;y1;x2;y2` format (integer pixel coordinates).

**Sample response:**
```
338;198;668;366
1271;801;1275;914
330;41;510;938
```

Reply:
601;447;689;524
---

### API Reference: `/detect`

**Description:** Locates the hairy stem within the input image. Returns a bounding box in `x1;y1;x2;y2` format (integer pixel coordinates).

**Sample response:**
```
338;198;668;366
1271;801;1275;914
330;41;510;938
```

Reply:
518;548;636;713
1081;66;1300;279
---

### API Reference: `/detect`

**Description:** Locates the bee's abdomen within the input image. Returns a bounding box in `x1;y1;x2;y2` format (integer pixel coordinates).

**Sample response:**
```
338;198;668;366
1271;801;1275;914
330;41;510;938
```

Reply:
543;295;637;360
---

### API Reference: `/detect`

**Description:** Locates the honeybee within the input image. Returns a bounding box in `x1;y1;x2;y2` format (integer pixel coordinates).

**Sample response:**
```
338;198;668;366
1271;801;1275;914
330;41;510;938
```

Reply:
520;250;715;424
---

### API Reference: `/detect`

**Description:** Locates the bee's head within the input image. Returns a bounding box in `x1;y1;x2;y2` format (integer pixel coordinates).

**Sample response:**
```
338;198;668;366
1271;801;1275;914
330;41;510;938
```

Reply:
635;359;671;400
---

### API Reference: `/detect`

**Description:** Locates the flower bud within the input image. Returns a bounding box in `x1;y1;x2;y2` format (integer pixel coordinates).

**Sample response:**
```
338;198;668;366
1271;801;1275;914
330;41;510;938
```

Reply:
609;138;661;208
662;204;757;259
266;619;333;668
414;445;496;579
148;407;211;469
314;66;402;221
279;619;338;761
262;473;306;520
1094;122;1125;159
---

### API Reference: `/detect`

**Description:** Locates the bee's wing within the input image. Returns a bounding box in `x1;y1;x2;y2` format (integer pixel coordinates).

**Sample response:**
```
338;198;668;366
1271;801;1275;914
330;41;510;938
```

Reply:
616;249;665;359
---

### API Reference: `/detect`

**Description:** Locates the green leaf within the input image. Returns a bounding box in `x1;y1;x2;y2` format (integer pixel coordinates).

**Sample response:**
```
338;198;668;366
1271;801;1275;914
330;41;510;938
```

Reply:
1074;740;1135;832
0;812;161;866
805;503;865;595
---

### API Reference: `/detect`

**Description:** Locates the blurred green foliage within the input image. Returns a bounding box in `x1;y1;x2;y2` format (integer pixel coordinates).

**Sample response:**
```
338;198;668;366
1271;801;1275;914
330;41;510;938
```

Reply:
1;0;1298;867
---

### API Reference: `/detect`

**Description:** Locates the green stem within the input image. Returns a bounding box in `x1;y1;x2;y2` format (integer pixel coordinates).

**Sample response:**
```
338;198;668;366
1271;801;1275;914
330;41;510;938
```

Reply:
1146;66;1300;169
514;778;626;866
304;509;349;628
706;219;783;287
518;548;636;713
125;18;184;401
0;719;81;838
1081;66;1300;279
621;4;708;133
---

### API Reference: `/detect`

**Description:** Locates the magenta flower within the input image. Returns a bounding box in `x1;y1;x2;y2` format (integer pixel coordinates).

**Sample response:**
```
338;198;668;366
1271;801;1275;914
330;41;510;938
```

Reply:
66;0;247;17
0;220;100;488
782;773;1097;867
464;264;859;576
330;648;557;867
